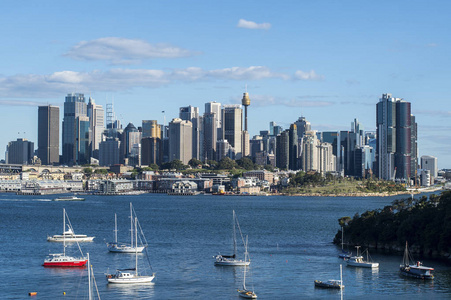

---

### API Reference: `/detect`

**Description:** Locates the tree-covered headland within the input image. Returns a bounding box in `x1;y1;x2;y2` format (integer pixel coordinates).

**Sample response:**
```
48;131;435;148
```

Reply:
334;191;451;259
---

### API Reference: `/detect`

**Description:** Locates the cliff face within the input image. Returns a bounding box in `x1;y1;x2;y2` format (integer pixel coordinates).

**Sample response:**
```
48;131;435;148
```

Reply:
334;191;451;260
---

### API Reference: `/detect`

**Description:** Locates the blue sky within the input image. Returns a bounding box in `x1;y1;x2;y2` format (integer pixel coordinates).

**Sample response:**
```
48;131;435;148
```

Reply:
1;0;450;168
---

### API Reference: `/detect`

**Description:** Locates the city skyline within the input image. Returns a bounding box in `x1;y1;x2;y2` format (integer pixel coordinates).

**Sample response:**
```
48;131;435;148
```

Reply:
0;1;450;168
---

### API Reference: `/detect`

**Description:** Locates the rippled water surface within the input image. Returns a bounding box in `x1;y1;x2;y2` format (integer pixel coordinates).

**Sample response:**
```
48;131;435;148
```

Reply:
1;193;450;299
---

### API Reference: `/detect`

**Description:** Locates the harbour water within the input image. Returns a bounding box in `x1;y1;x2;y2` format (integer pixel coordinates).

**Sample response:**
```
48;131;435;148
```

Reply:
1;193;450;299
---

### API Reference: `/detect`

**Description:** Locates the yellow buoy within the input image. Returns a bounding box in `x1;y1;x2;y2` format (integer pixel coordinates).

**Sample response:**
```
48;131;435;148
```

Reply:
28;292;37;296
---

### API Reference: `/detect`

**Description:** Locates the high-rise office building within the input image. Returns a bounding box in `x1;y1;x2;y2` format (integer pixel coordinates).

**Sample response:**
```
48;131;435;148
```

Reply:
87;97;104;159
180;106;201;160
276;130;289;170
205;101;222;132
169;118;193;164
222;105;243;159
121;123;141;165
62;93;87;165
142;120;161;139
421;155;438;179
142;137;163;166
376;93;415;181
301;131;319;172
203;112;218;161
38;105;59;165
294;116;311;140
5;138;34;165
289;124;299;170
75;116;90;165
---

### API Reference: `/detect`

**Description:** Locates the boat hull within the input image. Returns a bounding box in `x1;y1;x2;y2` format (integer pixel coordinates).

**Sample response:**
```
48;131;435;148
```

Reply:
314;280;344;289
43;259;87;267
107;275;155;284
238;289;257;298
347;261;379;268
214;258;250;266
47;236;95;242
400;267;434;280
108;244;146;253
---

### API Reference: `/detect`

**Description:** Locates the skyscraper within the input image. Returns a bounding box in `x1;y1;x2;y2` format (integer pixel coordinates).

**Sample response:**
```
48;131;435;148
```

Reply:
222;105;242;159
38;105;59;165
376;93;414;181
203;112;218;161
169;118;192;164
62;93;87;165
294;116;311;140
142;120;161;139
87;97;104;159
180;106;201;160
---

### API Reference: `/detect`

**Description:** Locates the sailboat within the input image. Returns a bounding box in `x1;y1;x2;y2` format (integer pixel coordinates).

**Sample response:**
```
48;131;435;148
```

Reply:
215;210;250;266
346;246;379;268
106;217;155;284
338;226;351;259
43;208;88;267
107;203;147;253
237;236;257;299
399;241;434;279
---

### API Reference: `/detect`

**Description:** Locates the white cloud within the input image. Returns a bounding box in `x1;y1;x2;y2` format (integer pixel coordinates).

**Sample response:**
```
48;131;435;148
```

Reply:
294;70;324;81
237;19;271;30
0;100;46;106
65;37;197;64
0;66;319;99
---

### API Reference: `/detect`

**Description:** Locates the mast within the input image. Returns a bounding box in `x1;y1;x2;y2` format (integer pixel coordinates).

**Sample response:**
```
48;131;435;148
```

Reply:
63;208;66;256
114;213;118;244
88;253;92;300
340;264;343;299
130;203;133;248
135;217;138;276
232;210;237;257
243;236;248;290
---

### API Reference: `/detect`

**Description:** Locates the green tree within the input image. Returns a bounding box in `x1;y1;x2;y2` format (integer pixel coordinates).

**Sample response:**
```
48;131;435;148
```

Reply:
236;157;254;170
82;167;93;176
188;158;202;168
218;157;236;170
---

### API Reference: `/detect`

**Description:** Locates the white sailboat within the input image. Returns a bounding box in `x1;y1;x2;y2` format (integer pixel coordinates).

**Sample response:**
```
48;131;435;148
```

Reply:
107;217;155;284
107;203;147;253
237;236;257;299
215;210;250;266
346;246;379;268
44;208;88;267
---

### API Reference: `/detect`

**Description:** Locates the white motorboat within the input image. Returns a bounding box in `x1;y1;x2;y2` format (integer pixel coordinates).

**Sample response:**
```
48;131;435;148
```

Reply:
400;241;434;279
215;210;250;266
53;195;85;201
107;203;146;253
47;227;94;242
107;217;155;284
43;208;88;267
346;246;379;268
237;236;257;299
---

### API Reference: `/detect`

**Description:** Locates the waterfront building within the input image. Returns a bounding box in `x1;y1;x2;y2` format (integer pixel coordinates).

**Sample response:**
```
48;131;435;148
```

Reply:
62;93;87;165
5;138;34;165
168;118;192;164
37;105;60;165
376;93;415;181
222;105;243;159
87;97;104;159
421;155;438;179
